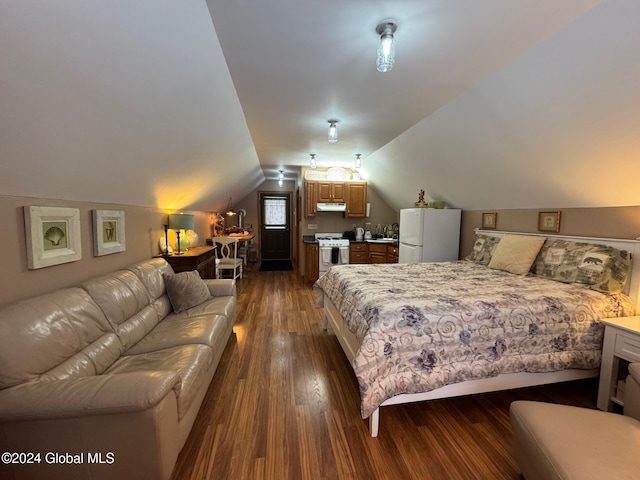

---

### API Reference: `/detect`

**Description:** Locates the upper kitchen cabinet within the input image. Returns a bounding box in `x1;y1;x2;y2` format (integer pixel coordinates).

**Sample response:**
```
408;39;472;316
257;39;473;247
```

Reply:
317;182;345;203
305;181;317;218
303;167;367;218
305;180;368;218
345;182;367;218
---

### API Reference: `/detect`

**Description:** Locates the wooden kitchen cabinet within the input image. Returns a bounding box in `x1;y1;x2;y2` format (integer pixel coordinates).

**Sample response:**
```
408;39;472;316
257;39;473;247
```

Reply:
364;243;399;264
317;182;345;203
304;181;317;218
306;180;367;218
367;243;388;264
387;244;399;263
345;182;367;218
349;243;368;264
305;242;319;283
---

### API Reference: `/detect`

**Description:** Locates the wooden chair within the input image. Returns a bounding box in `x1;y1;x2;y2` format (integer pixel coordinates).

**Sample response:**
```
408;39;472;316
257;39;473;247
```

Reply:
214;237;243;281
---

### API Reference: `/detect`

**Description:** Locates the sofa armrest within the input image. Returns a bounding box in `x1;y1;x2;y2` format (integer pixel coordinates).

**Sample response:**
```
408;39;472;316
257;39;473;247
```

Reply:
0;372;182;480
205;278;236;298
0;371;181;422
624;363;640;421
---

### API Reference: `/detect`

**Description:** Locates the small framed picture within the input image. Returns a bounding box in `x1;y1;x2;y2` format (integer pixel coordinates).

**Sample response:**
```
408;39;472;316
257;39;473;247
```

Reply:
538;211;561;233
24;206;82;269
93;210;126;256
481;212;497;230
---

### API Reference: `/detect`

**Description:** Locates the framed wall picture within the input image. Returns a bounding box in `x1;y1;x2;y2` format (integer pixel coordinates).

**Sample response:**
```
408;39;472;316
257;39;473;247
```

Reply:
538;210;562;233
24;206;82;269
481;212;497;230
93;210;126;256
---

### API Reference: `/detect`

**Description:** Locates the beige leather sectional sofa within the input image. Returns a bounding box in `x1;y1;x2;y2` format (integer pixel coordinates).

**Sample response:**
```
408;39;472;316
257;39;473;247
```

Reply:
0;258;236;480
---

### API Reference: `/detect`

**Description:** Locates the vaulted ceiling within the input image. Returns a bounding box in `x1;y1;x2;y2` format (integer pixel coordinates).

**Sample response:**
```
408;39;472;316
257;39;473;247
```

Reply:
1;0;639;213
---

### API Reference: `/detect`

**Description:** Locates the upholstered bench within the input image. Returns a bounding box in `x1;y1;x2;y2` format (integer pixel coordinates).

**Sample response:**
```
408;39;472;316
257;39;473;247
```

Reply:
510;363;640;480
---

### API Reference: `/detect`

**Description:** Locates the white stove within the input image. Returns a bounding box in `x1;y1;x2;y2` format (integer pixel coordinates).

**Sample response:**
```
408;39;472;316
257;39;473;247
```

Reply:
315;233;350;247
315;233;350;274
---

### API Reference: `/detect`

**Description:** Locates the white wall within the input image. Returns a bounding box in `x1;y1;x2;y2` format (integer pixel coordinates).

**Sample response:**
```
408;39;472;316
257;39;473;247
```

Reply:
368;0;640;211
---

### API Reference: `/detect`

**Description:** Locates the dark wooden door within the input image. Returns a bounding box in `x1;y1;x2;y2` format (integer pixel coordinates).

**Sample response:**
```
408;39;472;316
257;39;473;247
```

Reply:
259;192;291;260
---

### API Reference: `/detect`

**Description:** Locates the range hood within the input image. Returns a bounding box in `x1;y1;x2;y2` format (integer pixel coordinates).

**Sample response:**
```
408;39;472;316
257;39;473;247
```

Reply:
316;202;346;212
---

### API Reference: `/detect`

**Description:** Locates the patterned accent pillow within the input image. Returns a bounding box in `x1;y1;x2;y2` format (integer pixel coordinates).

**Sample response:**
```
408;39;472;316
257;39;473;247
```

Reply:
533;239;631;294
464;234;500;266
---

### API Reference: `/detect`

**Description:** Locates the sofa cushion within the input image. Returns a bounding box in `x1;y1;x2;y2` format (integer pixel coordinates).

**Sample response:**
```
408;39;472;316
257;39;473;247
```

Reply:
125;314;229;355
170;295;236;325
82;270;160;351
163;271;211;314
0;288;117;389
128;258;175;319
105;344;213;420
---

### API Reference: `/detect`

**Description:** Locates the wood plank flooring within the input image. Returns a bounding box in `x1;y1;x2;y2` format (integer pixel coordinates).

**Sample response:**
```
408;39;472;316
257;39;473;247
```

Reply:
171;265;600;480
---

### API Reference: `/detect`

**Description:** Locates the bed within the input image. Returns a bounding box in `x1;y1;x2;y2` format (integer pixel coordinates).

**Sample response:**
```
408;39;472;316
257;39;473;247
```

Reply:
313;230;640;436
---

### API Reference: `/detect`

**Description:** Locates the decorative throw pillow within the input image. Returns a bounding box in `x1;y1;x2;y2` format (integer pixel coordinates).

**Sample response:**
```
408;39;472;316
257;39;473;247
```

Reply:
488;234;545;275
533;238;631;294
463;233;501;266
163;271;211;313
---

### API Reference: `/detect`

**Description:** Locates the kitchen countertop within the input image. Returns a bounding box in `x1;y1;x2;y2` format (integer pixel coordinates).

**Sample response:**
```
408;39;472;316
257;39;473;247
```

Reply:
302;235;398;246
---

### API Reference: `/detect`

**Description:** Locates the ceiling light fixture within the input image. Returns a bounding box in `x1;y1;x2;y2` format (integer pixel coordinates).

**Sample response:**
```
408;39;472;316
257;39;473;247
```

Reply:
355;153;362;169
376;20;397;73
310;153;317;168
225;197;236;216
278;170;284;187
328;120;338;143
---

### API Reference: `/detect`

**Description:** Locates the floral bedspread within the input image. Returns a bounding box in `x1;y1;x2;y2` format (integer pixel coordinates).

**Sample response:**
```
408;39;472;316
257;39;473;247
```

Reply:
313;261;634;418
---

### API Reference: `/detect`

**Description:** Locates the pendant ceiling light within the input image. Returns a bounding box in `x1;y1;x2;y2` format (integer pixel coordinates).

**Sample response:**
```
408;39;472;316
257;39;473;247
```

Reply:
355;153;362;169
225;197;236;216
376;20;397;73
328;120;338;143
310;153;317;168
278;170;284;187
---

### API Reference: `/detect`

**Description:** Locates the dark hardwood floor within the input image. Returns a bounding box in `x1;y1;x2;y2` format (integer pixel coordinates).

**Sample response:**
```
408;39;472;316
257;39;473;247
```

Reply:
171;265;599;479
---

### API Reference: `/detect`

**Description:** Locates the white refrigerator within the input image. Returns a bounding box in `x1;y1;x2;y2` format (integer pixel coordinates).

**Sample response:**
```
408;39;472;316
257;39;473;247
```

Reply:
399;208;461;264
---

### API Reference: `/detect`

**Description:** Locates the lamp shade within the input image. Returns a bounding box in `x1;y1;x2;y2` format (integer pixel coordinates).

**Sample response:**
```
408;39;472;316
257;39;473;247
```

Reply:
168;213;194;231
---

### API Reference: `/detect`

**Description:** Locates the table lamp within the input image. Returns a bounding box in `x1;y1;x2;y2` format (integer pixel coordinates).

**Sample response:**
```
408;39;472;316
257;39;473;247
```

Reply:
168;213;195;255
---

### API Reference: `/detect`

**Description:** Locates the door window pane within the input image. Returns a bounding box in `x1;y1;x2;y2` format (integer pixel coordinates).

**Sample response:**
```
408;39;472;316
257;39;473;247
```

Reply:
264;198;287;229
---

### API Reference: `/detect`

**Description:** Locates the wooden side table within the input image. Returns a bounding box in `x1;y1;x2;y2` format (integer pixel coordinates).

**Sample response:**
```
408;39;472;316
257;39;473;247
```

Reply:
597;316;640;411
156;246;217;279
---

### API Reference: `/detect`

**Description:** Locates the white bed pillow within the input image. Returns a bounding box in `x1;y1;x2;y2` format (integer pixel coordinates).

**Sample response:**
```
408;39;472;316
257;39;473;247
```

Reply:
488;234;546;275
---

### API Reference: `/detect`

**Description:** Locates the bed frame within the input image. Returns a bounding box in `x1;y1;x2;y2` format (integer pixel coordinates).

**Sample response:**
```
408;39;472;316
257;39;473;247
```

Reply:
323;230;640;436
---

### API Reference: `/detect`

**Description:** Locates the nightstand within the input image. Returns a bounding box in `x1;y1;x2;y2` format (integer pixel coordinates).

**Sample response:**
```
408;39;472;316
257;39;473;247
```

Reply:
597;316;640;411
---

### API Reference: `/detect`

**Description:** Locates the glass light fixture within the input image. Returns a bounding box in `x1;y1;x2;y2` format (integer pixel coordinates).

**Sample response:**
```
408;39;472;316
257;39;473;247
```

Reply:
355;153;362;169
328;120;338;143
278;170;284;187
376;21;397;73
310;153;317;168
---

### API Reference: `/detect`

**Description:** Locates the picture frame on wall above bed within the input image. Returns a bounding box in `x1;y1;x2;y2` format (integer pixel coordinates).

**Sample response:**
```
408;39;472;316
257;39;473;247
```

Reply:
316;229;640;437
538;210;561;232
481;212;497;229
